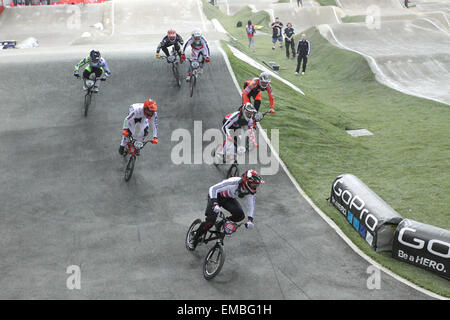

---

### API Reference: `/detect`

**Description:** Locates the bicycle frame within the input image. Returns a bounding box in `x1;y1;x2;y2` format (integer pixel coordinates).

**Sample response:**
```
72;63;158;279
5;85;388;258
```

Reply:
201;212;243;245
125;137;151;157
82;74;105;93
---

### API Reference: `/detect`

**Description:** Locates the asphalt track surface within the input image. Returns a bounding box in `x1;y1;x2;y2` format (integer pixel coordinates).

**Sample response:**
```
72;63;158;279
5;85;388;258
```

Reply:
319;7;450;105
0;2;432;299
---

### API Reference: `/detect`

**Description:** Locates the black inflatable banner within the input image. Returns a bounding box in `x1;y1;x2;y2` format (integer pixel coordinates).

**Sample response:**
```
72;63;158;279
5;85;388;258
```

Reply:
393;219;450;280
329;174;403;251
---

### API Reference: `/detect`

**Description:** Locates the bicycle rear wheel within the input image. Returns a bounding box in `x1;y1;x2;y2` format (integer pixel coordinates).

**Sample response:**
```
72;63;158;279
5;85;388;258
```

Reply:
84;92;91;117
185;219;202;251
124;155;136;182
203;243;226;280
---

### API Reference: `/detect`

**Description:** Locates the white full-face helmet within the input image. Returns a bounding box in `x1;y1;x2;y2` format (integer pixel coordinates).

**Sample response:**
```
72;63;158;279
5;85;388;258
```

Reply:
192;28;202;43
259;72;271;89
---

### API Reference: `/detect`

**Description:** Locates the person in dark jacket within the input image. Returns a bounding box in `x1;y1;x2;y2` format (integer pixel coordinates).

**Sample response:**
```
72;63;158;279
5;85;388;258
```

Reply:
295;33;310;75
284;23;295;59
271;17;283;50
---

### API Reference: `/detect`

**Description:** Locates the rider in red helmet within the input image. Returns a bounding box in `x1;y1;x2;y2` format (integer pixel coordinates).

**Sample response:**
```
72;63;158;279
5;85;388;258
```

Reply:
119;99;159;156
156;29;184;62
188;170;264;250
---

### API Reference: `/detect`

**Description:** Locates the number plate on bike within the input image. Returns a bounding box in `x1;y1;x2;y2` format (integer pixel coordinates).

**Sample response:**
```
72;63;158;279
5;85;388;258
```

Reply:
168;55;176;63
191;61;200;69
134;141;144;149
224;221;238;235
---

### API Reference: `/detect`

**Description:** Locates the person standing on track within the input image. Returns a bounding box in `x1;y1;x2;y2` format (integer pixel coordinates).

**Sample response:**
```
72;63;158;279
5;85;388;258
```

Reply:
118;99;159;156
188;169;265;250
156;29;184;61
242;72;275;113
295;33;310;75
180;28;211;82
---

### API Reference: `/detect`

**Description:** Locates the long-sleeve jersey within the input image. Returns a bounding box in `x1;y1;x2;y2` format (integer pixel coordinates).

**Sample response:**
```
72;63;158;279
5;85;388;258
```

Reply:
123;103;158;138
209;177;256;219
156;34;184;53
296;40;310;56
74;56;111;76
222;111;254;136
182;36;210;57
222;111;257;146
242;78;275;108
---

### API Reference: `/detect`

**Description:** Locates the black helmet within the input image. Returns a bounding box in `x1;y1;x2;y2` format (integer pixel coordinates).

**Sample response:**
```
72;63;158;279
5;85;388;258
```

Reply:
90;50;101;63
241;170;264;194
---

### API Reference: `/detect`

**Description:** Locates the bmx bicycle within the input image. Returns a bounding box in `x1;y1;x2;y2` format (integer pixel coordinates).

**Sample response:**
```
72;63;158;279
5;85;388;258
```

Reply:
185;210;247;280
78;73;106;117
122;136;152;182
161;49;181;88
188;57;204;98
213;110;270;178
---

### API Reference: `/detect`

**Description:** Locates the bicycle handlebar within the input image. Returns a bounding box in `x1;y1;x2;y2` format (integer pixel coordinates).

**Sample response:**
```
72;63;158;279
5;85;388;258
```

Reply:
129;136;153;147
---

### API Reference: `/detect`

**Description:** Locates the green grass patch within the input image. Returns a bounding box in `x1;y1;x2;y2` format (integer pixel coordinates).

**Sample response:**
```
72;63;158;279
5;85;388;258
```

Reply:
341;15;367;23
204;1;450;297
316;0;338;6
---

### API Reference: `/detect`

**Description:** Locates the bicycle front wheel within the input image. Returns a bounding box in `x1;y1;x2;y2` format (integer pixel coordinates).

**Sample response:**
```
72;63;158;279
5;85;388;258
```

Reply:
173;64;181;88
84;92;91;117
189;75;196;97
185;219;202;251
124;155;136;182
203;243;226;280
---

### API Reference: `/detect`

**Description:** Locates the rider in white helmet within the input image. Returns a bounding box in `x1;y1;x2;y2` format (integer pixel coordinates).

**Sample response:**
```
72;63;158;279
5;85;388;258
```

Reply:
242;71;275;113
181;28;211;81
218;103;258;160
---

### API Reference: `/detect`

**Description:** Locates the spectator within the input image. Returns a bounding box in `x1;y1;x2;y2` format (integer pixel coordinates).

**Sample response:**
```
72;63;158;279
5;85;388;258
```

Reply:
297;0;303;7
246;20;256;52
284;23;295;59
295;33;310;75
271;17;283;50
404;0;409;8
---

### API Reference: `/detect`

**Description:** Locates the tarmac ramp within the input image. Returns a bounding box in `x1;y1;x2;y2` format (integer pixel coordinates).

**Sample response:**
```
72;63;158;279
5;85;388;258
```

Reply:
320;17;450;105
0;3;114;47
336;0;404;10
271;4;343;32
0;1;433;299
